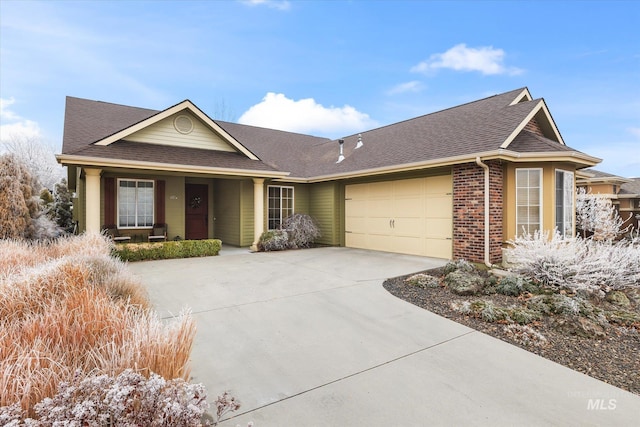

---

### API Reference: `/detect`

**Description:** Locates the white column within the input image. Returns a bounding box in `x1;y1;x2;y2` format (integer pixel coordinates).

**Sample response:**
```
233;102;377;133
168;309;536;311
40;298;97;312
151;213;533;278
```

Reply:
84;168;102;233
251;178;265;251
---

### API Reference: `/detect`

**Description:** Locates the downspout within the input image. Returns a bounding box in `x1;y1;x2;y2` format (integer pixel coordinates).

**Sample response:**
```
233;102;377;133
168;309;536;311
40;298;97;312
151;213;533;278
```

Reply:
475;157;493;268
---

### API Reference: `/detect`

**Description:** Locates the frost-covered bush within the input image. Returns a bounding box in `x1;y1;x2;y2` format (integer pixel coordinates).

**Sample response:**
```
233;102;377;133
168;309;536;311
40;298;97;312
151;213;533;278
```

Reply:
503;324;548;347
505;230;640;291
281;213;321;248
0;153;59;240
0;370;210;426
576;187;629;240
443;258;474;275
257;229;291;251
405;273;440;288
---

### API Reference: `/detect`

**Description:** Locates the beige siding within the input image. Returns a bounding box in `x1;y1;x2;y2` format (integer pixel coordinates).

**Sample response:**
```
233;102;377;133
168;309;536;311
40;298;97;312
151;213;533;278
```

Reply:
214;179;241;246
125;111;237;152
310;182;341;246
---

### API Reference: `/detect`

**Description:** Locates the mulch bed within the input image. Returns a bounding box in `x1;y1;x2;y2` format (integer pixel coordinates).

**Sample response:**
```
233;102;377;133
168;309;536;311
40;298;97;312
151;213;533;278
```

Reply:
383;268;640;396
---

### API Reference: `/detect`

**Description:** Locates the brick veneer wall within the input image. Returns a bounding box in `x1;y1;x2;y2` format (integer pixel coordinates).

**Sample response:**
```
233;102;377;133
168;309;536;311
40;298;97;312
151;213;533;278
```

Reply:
452;161;503;264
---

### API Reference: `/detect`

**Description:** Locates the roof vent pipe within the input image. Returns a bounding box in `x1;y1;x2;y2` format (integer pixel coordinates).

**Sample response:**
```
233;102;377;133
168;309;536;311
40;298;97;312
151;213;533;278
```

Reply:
355;133;363;149
336;139;345;163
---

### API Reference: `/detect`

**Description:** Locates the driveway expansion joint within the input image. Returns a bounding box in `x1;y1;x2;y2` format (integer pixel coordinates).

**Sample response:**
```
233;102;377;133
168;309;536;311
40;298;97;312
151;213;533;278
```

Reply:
222;329;477;422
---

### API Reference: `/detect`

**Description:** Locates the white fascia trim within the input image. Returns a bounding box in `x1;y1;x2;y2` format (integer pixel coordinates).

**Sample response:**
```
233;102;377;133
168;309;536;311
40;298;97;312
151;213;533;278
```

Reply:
56;154;289;179
500;100;565;149
299;149;601;183
93;101;260;161
509;88;533;105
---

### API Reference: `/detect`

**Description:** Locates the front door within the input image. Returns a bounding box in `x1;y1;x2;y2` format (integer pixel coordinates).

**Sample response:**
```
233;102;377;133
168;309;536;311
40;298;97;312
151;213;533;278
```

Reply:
185;184;208;240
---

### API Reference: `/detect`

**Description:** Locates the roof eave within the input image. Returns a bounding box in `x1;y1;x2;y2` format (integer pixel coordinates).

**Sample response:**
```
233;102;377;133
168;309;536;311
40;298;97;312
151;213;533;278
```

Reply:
300;149;601;183
55;154;289;179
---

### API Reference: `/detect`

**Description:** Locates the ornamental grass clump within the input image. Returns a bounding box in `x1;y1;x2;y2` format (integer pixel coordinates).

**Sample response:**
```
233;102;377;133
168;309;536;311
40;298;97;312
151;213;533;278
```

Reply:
0;233;196;418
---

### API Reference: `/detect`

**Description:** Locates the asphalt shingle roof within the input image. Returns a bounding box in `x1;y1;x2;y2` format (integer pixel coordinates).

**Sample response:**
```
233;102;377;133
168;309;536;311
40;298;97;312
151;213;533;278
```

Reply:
61;88;594;179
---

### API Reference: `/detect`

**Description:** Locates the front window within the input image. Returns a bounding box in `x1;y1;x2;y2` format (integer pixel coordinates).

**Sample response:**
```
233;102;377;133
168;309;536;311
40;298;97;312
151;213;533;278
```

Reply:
516;168;542;236
118;179;154;228
556;170;574;237
268;186;294;230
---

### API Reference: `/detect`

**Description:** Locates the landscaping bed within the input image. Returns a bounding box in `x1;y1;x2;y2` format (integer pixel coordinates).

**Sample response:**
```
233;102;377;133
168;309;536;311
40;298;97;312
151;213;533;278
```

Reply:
383;263;640;396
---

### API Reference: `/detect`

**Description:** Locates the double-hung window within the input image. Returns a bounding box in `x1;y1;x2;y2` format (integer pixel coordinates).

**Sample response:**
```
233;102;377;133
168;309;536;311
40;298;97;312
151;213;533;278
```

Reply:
516;168;542;236
555;170;574;237
268;186;294;230
118;179;154;228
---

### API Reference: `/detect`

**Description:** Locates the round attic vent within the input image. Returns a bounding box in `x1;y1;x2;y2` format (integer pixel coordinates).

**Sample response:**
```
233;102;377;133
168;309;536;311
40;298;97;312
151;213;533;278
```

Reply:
174;115;194;134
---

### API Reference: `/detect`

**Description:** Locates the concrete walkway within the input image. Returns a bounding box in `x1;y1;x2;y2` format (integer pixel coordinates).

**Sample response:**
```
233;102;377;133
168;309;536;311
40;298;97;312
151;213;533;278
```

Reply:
129;247;640;426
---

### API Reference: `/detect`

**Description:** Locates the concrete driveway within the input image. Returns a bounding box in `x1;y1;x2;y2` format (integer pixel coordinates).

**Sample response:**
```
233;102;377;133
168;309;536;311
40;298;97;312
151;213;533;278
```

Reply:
129;247;639;426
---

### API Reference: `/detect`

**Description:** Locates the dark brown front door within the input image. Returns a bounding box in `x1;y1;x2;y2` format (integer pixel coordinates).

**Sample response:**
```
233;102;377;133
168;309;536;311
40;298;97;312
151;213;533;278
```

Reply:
185;184;208;240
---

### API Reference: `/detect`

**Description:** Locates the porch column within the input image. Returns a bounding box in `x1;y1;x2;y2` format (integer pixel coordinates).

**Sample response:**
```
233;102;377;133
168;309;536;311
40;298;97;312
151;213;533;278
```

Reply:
84;168;102;233
251;178;265;251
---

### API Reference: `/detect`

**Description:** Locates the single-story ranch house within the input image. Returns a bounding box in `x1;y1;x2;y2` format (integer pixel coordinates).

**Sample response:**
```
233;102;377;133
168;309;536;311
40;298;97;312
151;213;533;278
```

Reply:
57;87;600;264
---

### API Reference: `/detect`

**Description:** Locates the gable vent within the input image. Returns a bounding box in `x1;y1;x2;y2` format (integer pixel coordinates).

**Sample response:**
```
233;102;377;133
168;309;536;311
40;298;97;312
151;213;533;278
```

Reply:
174;115;194;134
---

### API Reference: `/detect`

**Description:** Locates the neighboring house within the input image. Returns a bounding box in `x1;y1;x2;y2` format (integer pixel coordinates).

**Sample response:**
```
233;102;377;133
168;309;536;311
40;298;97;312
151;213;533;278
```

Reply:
57;87;600;264
577;169;640;233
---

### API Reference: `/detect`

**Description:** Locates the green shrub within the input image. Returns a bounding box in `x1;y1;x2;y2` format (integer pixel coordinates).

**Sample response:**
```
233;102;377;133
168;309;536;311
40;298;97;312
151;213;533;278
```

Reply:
405;273;440;288
443;258;474;275
257;230;291;251
113;239;221;262
496;276;539;296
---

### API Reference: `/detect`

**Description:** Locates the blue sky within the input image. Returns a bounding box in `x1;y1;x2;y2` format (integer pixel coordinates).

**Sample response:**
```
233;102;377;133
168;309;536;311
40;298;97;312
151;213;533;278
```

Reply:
1;0;639;177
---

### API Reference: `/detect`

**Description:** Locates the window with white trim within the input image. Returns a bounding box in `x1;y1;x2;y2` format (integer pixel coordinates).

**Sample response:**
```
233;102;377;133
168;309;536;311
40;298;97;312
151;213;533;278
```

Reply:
516;168;542;236
268;186;294;230
118;179;154;228
555;169;574;237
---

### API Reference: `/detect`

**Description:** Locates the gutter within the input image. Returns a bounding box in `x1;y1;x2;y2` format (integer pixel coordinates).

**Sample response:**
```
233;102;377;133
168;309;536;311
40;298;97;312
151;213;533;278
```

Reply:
475;157;493;268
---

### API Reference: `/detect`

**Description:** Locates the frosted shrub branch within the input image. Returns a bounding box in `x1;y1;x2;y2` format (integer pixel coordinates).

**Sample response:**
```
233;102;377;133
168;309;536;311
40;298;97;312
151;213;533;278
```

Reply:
505;230;640;292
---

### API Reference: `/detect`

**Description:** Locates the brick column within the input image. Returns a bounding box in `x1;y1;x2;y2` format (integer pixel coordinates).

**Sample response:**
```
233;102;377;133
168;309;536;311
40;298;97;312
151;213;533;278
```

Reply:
452;161;503;264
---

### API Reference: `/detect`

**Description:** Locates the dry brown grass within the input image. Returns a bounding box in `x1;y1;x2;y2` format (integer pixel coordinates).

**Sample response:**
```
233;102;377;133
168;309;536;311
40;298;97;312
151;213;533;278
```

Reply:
0;233;196;416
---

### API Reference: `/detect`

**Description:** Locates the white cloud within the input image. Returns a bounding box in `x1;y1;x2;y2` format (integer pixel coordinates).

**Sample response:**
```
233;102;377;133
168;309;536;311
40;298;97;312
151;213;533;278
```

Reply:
0;98;42;142
387;81;425;95
239;93;378;137
628;127;640;139
411;43;523;76
240;0;291;11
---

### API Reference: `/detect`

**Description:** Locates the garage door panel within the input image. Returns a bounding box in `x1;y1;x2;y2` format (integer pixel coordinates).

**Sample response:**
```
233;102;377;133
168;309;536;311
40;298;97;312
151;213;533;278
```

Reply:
426;195;453;218
345;183;368;199
394;218;425;236
394;197;424;216
346;216;367;233
367;217;393;235
367;199;393;216
393;178;424;197
345;232;367;249
425;175;452;194
392;236;425;256
425;218;452;238
425;238;452;259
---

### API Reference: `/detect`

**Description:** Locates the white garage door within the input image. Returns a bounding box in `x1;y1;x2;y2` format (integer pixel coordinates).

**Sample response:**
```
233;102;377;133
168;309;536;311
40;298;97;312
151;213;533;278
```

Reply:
345;175;452;259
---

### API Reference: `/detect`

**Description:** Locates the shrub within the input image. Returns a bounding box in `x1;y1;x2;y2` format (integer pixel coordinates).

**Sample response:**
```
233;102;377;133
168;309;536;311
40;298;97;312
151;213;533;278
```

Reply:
405;273;440;288
257;230;291;251
505;230;640;292
281;213;321;248
443;258;474;275
496;276;539;296
1;370;209;425
444;270;485;295
113;239;222;262
503;324;548;347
